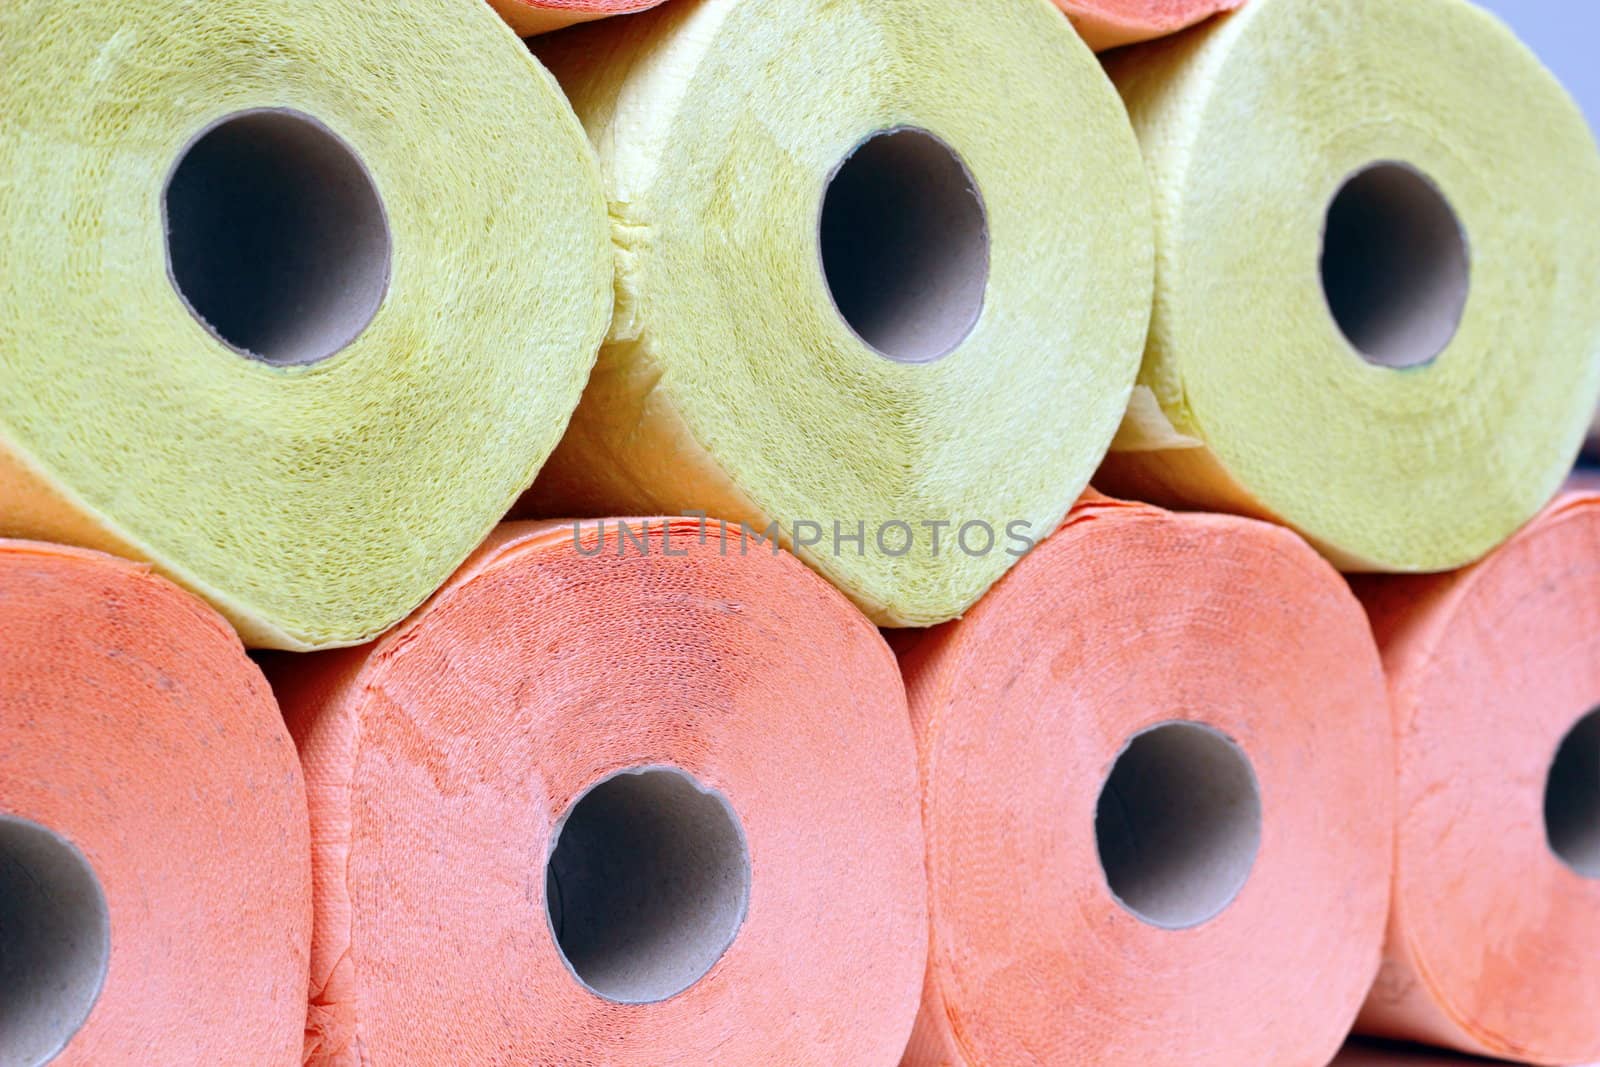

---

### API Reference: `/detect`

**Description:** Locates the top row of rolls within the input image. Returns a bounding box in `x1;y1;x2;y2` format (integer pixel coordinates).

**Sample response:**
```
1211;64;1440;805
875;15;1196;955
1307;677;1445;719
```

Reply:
487;0;1245;49
2;0;1596;650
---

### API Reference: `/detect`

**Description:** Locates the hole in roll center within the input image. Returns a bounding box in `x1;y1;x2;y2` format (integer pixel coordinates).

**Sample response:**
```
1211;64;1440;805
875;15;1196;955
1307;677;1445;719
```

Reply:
163;108;391;366
1546;708;1600;879
818;127;990;364
1320;161;1470;369
1094;721;1264;930
545;766;750;1004
0;815;111;1066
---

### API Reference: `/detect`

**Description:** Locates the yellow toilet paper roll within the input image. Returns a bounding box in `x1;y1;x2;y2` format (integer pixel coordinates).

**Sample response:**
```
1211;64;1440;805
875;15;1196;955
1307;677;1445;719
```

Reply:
529;0;1153;626
0;0;611;649
1099;0;1600;572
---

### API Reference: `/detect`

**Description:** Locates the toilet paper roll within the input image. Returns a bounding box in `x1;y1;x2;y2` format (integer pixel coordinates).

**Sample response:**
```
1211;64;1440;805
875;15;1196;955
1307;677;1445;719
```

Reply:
899;494;1393;1067
526;0;1153;627
265;518;927;1065
0;0;612;650
1099;0;1600;573
0;541;311;1065
1055;0;1241;51
1354;494;1600;1066
488;0;664;36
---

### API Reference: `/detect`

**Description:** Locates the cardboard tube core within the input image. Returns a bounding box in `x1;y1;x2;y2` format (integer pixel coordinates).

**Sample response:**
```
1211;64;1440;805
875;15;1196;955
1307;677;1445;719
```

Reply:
819;127;989;364
0;815;111;1066
1320;162;1470;369
1545;708;1600;879
1095;721;1263;930
545;766;751;1004
164;108;391;366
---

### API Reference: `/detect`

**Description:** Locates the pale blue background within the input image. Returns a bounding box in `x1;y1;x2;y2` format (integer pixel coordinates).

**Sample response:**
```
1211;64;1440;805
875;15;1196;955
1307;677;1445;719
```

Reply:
1477;0;1597;131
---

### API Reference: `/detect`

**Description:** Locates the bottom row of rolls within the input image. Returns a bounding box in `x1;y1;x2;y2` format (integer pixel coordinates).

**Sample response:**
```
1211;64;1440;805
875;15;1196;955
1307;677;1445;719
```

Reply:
3;495;1597;1065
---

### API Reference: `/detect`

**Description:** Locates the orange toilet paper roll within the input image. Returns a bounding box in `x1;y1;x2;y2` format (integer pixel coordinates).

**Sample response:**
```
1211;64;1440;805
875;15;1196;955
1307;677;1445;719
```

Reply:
0;541;311;1065
1056;0;1242;50
899;494;1394;1067
487;0;662;36
1354;494;1600;1066
265;518;927;1065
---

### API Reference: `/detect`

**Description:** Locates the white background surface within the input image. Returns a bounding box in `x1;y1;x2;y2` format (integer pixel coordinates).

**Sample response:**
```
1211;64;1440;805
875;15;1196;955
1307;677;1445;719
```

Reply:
1476;0;1598;131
